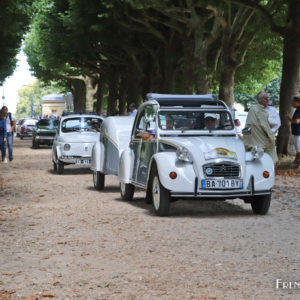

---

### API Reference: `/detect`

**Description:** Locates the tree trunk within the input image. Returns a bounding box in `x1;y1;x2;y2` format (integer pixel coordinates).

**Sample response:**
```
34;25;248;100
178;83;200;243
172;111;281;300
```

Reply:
70;79;86;112
107;70;119;116
84;76;97;112
277;24;300;154
127;73;141;107
219;66;236;105
95;79;104;115
119;76;128;116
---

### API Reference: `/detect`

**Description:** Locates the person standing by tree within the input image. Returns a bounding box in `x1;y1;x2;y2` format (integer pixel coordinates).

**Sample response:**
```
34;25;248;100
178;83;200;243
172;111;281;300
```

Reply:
0;109;8;163
286;96;300;168
243;91;278;164
1;106;15;161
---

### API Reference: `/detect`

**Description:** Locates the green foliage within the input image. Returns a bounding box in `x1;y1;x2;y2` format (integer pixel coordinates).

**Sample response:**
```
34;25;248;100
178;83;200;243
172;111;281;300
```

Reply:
15;80;65;119
0;0;33;81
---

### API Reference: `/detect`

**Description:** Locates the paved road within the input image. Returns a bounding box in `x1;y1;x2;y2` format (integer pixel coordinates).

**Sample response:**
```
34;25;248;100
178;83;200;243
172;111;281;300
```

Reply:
0;138;299;299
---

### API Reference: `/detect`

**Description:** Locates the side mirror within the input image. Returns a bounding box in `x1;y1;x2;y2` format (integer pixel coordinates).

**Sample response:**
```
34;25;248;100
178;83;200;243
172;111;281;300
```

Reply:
242;127;251;135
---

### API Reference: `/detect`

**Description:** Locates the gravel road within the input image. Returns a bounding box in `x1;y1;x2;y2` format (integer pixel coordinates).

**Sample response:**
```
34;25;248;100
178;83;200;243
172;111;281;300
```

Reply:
0;138;299;300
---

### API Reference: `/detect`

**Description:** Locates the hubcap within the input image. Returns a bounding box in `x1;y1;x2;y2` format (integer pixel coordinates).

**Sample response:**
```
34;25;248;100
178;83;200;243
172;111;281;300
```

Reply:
152;176;160;210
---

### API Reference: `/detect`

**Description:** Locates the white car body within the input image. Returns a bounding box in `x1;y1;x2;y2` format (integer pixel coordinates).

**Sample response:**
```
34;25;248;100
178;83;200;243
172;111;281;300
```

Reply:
118;94;275;216
90;116;135;190
52;113;104;174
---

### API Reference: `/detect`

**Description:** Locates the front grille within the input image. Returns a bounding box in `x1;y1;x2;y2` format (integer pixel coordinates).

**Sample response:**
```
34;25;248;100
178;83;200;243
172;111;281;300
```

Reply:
203;163;240;178
38;132;55;137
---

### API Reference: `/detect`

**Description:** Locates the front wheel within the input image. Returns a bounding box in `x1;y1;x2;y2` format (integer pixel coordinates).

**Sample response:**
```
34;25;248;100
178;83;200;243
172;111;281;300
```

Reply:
150;170;170;217
120;182;135;201
57;160;64;175
251;194;271;215
93;171;105;190
53;161;57;172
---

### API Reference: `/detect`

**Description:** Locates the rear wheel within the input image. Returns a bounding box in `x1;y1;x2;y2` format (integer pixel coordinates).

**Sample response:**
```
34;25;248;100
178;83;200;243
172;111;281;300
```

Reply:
32;139;39;149
93;171;105;190
251;194;271;215
120;182;135;201
150;169;170;217
53;161;57;172
57;160;64;175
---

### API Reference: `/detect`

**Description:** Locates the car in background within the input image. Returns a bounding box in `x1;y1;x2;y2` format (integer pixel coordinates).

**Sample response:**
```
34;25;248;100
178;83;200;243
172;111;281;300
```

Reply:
118;93;275;216
90;116;134;190
52;113;104;174
32;118;59;148
18;118;38;139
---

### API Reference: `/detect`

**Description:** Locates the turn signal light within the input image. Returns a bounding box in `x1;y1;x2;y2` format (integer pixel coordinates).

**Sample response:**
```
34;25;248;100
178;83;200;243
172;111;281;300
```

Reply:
263;171;270;178
169;172;177;179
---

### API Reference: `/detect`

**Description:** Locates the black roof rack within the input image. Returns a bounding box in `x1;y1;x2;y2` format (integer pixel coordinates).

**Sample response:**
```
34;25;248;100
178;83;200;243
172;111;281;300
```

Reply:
62;111;99;116
146;93;227;108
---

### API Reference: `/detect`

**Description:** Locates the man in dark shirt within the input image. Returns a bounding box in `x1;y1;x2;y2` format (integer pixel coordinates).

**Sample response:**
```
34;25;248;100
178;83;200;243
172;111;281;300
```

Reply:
286;96;300;167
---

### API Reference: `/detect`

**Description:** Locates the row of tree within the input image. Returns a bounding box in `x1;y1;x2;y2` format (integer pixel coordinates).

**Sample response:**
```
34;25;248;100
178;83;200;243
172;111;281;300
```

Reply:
0;0;299;154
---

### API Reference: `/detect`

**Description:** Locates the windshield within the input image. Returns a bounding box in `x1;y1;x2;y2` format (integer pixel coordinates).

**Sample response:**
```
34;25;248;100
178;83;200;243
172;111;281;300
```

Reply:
158;111;234;131
37;119;59;128
61;117;102;133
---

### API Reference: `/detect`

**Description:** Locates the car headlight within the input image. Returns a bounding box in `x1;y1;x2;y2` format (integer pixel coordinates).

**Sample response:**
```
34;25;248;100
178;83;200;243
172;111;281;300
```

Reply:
251;146;264;160
64;144;71;151
176;147;193;163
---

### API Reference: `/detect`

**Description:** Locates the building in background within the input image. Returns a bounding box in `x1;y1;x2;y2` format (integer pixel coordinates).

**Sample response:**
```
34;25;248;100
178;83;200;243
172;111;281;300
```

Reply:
41;94;66;117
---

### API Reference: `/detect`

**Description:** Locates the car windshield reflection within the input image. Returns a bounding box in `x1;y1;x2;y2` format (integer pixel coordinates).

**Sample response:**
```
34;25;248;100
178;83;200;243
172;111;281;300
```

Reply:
158;111;234;131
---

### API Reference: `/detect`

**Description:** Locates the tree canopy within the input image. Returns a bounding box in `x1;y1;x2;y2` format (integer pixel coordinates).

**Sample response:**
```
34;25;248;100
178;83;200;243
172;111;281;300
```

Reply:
0;0;33;82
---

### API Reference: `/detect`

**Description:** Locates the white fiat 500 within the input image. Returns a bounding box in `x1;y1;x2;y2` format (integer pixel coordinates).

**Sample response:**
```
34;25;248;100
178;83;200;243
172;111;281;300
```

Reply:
90;116;135;190
52;113;103;174
118;94;275;216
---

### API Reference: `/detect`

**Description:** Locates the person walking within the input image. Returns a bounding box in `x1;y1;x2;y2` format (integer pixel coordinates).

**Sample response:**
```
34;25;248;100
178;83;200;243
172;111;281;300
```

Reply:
0;109;8;163
261;92;281;133
286;96;300;168
243;91;278;164
1;106;15;161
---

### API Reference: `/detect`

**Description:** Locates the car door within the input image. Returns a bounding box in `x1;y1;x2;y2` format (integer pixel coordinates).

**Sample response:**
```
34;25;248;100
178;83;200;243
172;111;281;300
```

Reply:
136;105;157;185
130;109;146;184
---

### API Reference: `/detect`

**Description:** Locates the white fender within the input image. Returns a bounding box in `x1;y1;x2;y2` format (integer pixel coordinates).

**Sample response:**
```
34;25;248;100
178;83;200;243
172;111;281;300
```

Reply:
90;141;101;172
245;152;275;191
118;148;132;183
149;152;196;192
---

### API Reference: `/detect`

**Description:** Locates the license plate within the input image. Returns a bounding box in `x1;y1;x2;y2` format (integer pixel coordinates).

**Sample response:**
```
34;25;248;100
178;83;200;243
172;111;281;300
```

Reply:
201;179;243;189
76;159;90;165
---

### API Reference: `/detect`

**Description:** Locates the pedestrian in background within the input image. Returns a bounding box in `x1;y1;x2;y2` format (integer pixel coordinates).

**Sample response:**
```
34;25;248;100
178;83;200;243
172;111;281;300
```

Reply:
262;92;281;133
1;106;15;161
128;103;137;117
0;109;8;163
243;91;278;164
286;96;300;168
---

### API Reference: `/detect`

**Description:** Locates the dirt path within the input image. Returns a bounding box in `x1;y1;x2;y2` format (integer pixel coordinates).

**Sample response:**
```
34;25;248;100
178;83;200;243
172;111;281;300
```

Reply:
0;138;299;299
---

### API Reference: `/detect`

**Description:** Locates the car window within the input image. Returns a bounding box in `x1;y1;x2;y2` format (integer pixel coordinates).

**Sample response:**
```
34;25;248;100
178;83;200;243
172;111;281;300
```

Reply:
25;119;37;126
158;111;234;131
134;105;157;138
61;117;102;132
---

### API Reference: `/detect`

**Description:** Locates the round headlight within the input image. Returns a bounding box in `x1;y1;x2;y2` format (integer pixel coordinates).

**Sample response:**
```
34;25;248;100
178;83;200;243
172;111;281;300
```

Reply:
176;147;192;163
64;144;71;151
251;146;264;160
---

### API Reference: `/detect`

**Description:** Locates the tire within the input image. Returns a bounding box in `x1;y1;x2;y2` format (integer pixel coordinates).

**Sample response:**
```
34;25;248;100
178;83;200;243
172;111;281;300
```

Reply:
251;194;271;215
150;169;170;216
57;160;64;175
32;140;39;149
120;182;135;201
93;171;105;190
53;161;57;172
20;135;23;140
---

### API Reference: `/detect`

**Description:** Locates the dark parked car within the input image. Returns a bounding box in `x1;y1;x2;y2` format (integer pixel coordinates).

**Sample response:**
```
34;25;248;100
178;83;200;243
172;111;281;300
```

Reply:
32;118;59;148
18;118;38;139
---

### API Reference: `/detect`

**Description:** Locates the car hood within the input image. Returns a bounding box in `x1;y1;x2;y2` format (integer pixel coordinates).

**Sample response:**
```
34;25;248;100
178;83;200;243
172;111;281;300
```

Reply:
160;135;245;162
58;131;100;143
